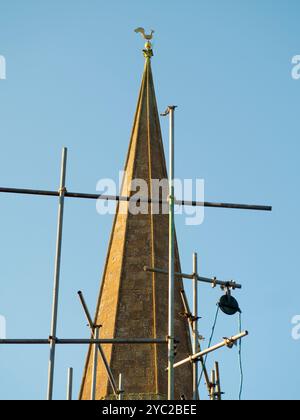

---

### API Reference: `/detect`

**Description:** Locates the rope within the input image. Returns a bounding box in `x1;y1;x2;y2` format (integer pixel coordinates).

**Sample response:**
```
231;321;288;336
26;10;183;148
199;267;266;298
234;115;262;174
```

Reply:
198;304;220;387
238;311;244;401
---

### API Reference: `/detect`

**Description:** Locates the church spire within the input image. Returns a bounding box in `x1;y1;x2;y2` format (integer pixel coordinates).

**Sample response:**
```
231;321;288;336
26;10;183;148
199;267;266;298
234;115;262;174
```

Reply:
79;33;193;400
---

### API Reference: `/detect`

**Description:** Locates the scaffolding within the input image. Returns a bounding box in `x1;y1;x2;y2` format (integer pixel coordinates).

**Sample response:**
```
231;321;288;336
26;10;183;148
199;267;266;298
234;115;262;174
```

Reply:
0;106;271;401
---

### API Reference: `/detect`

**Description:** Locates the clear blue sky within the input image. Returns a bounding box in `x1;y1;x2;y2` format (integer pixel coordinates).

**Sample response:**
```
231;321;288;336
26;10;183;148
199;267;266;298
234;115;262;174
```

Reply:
0;0;299;400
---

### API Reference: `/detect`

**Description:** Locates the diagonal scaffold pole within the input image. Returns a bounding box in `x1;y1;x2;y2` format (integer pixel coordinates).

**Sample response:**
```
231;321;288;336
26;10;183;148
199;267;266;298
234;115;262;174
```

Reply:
77;291;119;397
169;331;248;370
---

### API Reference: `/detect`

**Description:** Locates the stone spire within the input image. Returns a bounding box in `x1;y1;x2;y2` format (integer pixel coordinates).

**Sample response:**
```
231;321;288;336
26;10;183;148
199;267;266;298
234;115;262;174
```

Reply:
80;39;193;400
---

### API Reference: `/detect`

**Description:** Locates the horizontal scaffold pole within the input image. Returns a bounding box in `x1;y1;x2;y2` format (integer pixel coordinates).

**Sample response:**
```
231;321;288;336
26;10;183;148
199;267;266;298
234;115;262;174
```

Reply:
144;266;242;290
0;187;272;212
0;338;168;345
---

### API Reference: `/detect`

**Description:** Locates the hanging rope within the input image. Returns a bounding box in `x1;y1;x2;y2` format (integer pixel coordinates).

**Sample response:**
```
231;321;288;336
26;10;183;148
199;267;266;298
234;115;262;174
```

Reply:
198;304;220;387
238;311;244;401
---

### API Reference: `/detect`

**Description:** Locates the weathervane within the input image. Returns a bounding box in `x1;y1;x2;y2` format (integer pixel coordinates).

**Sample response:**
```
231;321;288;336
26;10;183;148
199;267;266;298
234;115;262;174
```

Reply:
134;27;155;58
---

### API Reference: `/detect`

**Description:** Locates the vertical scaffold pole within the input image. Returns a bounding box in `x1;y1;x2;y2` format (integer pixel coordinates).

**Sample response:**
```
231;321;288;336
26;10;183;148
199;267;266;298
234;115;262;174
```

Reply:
210;369;216;401
167;106;176;400
47;147;67;400
118;373;124;401
193;252;199;400
91;327;100;400
67;367;73;401
215;361;222;400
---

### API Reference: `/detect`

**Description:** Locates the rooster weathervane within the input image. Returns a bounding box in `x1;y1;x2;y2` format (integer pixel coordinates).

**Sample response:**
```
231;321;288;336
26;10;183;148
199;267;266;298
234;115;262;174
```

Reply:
134;27;155;58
